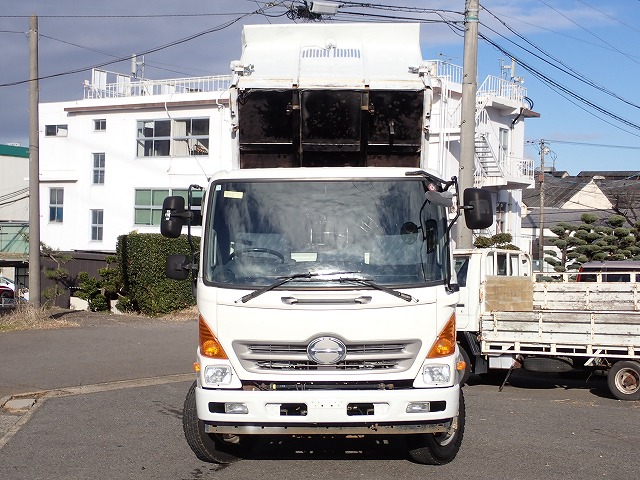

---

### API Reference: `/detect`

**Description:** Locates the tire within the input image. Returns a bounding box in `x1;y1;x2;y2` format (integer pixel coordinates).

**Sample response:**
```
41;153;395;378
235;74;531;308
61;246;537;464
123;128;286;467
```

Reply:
458;345;471;386
407;390;465;465
607;361;640;401
182;381;256;463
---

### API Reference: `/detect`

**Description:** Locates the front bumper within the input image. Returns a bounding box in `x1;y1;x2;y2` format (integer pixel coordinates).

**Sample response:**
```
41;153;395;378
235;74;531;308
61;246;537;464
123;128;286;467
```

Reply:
196;383;460;435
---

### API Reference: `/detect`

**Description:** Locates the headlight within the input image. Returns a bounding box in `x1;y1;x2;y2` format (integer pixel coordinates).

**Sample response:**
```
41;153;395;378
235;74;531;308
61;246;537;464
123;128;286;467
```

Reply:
423;364;451;385
203;365;232;385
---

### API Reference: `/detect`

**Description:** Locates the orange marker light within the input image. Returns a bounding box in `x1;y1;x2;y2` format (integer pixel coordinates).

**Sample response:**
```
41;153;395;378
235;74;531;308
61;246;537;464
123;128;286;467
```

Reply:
199;315;229;359
427;313;456;358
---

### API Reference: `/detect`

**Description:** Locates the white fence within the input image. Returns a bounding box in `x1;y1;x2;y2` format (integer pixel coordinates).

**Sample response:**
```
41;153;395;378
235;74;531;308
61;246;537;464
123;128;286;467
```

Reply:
84;69;232;99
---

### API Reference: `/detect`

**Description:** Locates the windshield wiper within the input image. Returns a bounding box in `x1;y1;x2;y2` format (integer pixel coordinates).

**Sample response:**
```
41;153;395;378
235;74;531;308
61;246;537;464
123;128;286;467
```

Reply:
235;271;361;304
335;277;418;303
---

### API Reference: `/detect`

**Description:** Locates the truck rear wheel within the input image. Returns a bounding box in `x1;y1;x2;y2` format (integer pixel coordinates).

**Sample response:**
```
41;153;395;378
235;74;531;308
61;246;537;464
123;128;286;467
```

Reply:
182;381;256;463
407;390;465;465
607;361;640;401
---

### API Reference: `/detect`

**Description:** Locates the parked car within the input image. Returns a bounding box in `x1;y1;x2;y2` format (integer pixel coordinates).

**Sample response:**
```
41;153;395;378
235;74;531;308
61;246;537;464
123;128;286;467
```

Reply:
0;276;15;291
576;260;640;282
0;285;15;306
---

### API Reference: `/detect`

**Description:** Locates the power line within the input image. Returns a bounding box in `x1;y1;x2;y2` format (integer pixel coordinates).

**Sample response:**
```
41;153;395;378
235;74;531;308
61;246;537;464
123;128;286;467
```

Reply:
574;0;640;35
477;32;640;135
537;0;640;67
488;11;640;60
482;6;640;113
0;12;253;19
0;4;284;88
535;139;640;150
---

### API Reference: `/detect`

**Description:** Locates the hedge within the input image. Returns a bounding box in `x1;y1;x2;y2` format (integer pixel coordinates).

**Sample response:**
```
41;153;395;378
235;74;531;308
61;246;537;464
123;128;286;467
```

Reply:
117;232;200;316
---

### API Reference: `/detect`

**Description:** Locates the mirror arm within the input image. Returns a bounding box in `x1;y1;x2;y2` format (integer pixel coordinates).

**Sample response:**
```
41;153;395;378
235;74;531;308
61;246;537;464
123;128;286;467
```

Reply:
186;184;203;281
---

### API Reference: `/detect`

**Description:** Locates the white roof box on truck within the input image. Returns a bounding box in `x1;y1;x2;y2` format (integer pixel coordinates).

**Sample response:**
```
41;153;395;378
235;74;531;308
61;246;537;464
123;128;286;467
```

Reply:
233;23;431;90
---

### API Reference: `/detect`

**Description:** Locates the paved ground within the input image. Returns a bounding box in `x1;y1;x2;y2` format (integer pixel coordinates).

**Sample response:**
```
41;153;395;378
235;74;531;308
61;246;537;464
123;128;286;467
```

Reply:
1;310;639;480
0;310;197;442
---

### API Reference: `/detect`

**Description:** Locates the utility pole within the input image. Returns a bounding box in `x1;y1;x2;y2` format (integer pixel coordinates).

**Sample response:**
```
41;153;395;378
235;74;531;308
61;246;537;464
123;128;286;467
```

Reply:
29;15;41;308
457;0;479;249
538;139;546;270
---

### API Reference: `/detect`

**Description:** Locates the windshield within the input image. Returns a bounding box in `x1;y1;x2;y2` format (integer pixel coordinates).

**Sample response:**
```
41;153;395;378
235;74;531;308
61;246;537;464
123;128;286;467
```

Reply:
203;178;450;288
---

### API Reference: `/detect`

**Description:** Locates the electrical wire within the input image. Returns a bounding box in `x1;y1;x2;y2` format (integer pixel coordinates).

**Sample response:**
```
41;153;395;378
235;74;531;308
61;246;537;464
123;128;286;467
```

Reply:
574;0;640;35
477;32;640;135
482;6;640;113
0;3;287;88
533;139;640;150
537;0;640;67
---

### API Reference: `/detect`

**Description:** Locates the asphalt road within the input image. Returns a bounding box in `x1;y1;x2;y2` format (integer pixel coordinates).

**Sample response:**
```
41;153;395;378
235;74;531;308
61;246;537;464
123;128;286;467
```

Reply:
0;313;197;398
1;313;639;479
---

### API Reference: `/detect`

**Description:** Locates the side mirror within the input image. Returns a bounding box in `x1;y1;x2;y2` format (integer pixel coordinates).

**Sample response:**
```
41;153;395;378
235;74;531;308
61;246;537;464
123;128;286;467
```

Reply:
160;196;187;238
166;254;190;281
463;188;493;230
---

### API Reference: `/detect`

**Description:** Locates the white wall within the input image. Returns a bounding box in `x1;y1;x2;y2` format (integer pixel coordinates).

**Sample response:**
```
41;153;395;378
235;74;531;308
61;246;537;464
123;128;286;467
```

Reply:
39;94;232;251
38;75;534;255
0;153;29;222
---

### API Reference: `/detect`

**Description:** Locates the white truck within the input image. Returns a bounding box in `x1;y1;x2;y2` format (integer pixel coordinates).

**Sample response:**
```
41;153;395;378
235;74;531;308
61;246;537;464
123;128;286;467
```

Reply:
160;23;492;465
453;249;640;401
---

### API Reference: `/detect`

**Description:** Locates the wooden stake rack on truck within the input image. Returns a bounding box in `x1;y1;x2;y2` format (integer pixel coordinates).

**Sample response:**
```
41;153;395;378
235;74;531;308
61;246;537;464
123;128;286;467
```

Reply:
481;276;640;400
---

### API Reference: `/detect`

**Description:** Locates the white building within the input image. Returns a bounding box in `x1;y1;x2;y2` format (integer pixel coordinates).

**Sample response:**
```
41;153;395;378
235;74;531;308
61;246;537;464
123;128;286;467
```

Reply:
0;144;29;222
38;24;536;254
0;144;29;285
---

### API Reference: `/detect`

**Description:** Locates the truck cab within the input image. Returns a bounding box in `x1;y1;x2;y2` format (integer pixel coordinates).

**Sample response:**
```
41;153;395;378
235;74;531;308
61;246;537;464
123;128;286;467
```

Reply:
453;248;532;375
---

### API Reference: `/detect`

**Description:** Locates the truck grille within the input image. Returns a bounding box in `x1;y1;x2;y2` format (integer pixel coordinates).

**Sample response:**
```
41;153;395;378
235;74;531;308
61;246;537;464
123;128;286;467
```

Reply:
234;340;421;373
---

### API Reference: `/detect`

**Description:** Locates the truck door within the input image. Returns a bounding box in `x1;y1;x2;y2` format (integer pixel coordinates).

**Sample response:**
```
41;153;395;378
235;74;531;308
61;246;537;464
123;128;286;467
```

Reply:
454;253;480;331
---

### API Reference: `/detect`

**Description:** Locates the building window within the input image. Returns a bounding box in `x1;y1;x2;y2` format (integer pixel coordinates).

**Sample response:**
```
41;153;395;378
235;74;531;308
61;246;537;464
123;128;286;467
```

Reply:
136;120;170;157
45;124;68;137
173;188;203;226
94;119;106;131
92;153;105;185
134;189;169;225
91;209;104;241
136;118;209;157
498;128;509;165
173;118;210;156
49;188;64;223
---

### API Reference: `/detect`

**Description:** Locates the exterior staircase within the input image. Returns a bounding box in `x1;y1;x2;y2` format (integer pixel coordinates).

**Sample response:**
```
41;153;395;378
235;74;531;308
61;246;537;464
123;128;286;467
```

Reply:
474;135;503;177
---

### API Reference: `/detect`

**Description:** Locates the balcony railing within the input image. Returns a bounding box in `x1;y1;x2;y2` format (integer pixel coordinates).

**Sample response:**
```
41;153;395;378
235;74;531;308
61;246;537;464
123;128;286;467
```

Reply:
84;69;232;99
477;75;527;104
426;61;527;105
426;60;463;84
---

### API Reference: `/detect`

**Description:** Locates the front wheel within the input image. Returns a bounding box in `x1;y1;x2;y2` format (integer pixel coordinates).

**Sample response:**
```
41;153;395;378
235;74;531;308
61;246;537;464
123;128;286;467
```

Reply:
182;381;256;463
407;390;465;465
607;361;640;401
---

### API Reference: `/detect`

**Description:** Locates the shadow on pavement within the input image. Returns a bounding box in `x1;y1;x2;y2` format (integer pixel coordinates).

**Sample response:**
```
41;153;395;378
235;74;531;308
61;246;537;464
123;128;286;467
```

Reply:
466;368;611;398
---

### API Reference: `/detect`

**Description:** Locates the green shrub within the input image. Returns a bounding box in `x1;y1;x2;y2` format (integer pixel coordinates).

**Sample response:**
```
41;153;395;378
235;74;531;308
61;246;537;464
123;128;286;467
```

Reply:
117;232;199;316
88;294;109;312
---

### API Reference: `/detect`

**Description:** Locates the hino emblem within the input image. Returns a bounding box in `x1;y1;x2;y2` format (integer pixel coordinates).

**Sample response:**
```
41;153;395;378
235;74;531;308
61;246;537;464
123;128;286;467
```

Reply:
307;336;347;365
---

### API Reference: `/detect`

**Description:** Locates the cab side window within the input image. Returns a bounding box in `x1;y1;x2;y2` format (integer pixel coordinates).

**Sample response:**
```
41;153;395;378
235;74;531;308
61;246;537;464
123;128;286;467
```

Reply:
496;253;507;276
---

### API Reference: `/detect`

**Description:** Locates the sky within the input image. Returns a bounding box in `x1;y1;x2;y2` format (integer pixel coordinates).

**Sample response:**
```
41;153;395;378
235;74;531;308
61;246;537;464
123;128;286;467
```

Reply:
1;0;640;176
